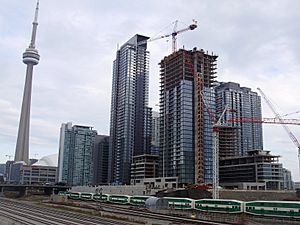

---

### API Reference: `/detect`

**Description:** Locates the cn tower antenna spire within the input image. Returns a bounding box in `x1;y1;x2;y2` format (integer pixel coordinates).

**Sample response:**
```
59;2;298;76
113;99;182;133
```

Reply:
30;0;39;49
34;0;39;23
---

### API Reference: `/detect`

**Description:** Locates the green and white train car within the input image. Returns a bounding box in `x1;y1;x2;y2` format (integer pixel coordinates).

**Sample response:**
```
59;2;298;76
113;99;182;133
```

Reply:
58;191;69;197
129;196;150;205
163;197;194;209
195;199;243;213
69;192;81;200
245;201;300;218
108;195;130;204
93;193;109;202
80;192;93;201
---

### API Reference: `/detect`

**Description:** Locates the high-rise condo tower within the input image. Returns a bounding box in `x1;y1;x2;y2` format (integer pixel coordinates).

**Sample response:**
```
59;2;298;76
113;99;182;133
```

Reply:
109;34;150;185
159;48;217;185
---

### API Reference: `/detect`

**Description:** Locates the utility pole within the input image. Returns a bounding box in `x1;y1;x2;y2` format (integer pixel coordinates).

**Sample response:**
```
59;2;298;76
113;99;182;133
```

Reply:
95;187;103;211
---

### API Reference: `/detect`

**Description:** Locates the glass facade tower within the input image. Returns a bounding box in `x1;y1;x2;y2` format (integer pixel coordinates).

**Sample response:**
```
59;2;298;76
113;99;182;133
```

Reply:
109;34;150;185
159;48;217;185
58;122;97;186
215;82;263;155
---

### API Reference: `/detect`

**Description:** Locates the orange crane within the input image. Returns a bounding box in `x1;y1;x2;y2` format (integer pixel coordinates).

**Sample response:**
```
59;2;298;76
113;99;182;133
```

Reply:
138;20;197;52
257;87;300;175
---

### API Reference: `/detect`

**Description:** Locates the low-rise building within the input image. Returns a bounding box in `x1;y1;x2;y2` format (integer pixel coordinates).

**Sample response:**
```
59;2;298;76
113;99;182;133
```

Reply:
138;177;179;189
131;154;159;185
20;165;57;185
219;150;284;190
8;154;58;185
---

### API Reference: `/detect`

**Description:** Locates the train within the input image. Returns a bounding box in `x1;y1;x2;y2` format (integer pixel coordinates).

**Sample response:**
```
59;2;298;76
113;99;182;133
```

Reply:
58;191;300;219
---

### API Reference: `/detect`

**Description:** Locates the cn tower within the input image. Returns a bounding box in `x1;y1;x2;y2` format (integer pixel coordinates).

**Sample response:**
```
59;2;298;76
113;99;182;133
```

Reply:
14;0;40;164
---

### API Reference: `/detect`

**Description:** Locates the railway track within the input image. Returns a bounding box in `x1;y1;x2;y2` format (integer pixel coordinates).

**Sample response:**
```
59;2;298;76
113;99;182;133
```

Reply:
0;198;136;225
0;197;232;225
48;199;233;225
99;203;233;225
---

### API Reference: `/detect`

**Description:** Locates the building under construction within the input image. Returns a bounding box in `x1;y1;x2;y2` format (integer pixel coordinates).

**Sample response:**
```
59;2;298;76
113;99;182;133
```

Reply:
219;150;284;190
159;48;217;185
218;125;240;158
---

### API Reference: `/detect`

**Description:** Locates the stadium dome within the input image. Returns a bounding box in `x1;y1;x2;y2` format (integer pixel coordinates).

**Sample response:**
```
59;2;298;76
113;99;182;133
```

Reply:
14;161;27;165
33;154;58;167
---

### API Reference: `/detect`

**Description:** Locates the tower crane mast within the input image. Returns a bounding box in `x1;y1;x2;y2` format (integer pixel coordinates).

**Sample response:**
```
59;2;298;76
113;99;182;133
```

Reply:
257;88;300;174
199;89;228;199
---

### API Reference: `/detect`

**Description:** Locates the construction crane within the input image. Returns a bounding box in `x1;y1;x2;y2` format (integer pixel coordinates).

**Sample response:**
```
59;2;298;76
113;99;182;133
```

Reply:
281;110;300;117
227;117;300;125
212;105;229;199
257;87;300;175
138;20;198;52
198;89;228;199
183;49;225;199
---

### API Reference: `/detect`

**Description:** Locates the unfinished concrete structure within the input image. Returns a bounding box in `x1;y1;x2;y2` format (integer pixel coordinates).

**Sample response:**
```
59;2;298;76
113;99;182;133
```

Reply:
159;48;217;185
218;125;240;158
219;150;284;190
130;154;159;185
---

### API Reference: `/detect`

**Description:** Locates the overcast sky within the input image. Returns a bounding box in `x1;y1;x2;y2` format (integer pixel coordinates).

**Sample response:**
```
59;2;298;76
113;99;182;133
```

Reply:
0;0;299;181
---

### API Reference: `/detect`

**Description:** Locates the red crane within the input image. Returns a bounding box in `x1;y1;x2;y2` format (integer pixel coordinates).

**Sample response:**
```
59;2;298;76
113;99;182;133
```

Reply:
226;89;300;175
257;88;300;175
227;117;300;126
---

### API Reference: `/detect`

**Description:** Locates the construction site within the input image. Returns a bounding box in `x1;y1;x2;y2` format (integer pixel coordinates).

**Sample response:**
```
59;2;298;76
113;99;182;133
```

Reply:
147;19;300;200
159;47;218;186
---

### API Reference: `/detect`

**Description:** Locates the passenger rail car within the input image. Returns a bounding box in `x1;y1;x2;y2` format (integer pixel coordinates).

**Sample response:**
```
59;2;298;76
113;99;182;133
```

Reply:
80;192;93;201
245;201;300;218
69;192;80;200
129;196;150;205
163;197;194;209
93;193;109;202
58;191;69;197
61;191;300;219
108;195;131;204
195;199;243;213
